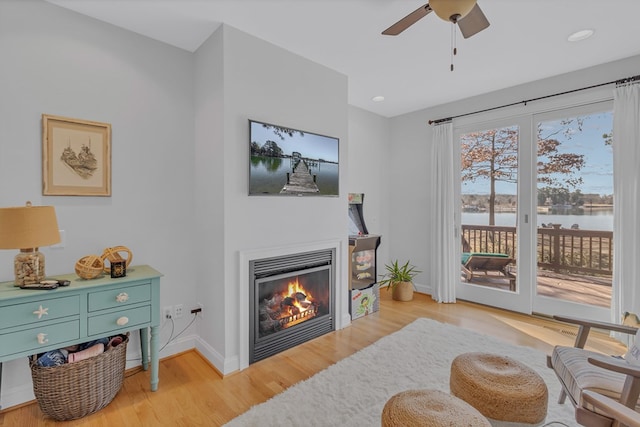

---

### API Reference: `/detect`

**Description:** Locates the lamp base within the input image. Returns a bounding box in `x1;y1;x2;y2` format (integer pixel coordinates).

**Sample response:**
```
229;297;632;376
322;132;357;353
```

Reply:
15;249;45;286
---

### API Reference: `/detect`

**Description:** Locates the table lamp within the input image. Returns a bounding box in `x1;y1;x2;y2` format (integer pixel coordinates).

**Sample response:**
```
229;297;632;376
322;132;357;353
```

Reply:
0;201;61;286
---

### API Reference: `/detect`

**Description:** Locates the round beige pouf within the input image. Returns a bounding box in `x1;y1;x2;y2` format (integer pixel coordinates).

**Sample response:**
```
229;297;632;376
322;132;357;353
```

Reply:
450;352;548;426
381;389;491;427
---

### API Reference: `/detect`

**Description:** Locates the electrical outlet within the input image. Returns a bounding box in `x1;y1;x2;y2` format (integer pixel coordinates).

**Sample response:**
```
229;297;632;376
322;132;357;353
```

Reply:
162;306;172;320
174;304;183;319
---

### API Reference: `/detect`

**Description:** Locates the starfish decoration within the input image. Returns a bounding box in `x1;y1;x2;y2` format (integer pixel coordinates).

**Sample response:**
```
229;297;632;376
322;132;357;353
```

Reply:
33;305;49;319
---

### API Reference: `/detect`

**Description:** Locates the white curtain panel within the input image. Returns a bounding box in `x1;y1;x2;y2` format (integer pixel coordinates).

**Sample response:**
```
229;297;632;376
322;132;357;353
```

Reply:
429;122;457;303
612;83;640;322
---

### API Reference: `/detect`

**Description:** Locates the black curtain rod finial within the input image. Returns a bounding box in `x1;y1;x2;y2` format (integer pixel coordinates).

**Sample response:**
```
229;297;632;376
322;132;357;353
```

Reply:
428;118;453;125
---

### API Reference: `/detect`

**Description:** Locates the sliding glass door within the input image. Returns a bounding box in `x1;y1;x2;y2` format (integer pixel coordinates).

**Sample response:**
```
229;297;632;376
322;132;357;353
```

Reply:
455;116;533;313
532;102;613;321
454;101;613;321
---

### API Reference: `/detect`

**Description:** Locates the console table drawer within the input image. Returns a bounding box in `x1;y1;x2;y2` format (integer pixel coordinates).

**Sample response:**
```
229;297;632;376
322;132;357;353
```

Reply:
88;306;151;337
1;320;80;358
88;283;151;312
0;296;80;330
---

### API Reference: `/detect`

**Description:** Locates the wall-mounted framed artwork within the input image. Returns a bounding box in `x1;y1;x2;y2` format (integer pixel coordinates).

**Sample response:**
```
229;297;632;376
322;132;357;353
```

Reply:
248;119;339;196
42;114;111;196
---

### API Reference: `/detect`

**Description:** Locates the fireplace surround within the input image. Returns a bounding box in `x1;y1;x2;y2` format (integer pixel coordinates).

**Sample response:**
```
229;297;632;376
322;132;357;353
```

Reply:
249;249;335;363
238;239;346;371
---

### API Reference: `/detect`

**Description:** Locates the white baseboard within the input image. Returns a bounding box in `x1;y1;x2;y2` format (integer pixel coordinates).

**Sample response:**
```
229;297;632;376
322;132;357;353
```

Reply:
414;282;432;296
194;336;231;374
157;333;199;359
0;381;34;411
341;313;352;329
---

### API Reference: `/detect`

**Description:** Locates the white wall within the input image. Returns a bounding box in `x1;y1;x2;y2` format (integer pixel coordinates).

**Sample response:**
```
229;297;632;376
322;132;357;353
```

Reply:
386;109;432;292
347;106;391;266
193;25;350;373
192;23;227;373
388;55;640;296
0;1;198;408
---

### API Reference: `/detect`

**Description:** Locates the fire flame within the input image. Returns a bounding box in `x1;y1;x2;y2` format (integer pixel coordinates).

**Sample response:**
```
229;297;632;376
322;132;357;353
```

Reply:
288;278;313;300
283;278;314;314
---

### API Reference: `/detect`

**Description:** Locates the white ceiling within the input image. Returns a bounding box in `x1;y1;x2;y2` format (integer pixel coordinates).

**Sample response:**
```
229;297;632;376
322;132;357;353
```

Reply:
45;0;640;118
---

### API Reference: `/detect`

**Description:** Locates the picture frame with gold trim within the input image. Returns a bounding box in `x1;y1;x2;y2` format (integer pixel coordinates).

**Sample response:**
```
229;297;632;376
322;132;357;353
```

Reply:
42;114;111;196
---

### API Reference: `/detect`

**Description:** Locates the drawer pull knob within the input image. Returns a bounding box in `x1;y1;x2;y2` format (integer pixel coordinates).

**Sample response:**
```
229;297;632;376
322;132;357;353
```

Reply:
37;333;48;345
116;292;129;303
117;316;129;326
33;305;49;319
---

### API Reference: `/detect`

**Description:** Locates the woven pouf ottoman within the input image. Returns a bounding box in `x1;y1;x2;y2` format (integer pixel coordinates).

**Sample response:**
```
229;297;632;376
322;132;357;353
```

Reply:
450;353;548;426
381;389;491;427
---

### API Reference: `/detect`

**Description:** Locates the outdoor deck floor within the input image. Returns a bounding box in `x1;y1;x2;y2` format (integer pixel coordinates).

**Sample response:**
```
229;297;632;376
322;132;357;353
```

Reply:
463;269;612;308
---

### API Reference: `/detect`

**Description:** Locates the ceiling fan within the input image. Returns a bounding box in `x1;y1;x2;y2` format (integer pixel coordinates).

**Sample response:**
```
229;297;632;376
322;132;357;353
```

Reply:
382;0;490;39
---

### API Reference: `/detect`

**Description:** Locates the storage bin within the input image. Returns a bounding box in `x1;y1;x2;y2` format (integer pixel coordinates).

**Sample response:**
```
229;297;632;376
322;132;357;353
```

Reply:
29;335;128;421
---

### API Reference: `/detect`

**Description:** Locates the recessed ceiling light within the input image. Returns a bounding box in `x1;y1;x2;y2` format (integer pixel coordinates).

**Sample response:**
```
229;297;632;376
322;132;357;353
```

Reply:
372;96;385;102
568;29;594;42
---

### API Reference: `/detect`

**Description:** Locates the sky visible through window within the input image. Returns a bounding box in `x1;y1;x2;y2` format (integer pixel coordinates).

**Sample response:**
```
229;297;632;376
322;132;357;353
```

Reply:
539;112;613;195
461;111;613;196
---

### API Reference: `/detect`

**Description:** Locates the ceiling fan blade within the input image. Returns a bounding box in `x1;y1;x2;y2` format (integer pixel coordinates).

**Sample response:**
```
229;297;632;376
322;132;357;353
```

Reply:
457;3;490;39
382;3;432;36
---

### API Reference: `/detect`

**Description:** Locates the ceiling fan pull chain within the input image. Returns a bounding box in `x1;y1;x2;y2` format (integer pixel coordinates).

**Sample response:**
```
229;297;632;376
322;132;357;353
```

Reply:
450;22;457;71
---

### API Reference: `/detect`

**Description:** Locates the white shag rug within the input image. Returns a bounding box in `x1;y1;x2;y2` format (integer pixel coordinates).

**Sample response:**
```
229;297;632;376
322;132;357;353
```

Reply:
225;318;577;427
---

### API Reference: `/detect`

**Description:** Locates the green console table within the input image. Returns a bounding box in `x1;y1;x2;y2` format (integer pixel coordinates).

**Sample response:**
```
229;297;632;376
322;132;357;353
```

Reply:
0;265;162;409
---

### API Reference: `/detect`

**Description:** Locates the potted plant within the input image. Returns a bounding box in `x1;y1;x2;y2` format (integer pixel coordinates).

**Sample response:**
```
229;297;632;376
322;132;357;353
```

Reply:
378;260;421;301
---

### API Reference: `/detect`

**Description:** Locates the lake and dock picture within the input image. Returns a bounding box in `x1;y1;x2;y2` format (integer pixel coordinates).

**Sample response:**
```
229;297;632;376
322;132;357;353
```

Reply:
249;120;339;196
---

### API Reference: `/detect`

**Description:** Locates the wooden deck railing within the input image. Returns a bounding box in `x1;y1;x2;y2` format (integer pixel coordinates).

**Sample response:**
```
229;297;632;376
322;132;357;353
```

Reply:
537;224;613;276
461;224;613;276
461;225;517;258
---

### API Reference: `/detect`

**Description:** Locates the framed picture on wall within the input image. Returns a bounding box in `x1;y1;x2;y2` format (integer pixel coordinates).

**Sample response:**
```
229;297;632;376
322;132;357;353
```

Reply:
42;114;111;196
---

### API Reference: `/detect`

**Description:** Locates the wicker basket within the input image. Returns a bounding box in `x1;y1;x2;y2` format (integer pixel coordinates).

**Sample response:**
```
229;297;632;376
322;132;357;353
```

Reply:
391;281;414;301
29;336;129;421
75;255;104;280
101;246;133;273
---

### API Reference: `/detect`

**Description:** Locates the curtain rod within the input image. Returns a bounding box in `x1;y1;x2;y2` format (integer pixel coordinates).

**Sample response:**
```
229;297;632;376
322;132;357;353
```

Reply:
428;74;640;125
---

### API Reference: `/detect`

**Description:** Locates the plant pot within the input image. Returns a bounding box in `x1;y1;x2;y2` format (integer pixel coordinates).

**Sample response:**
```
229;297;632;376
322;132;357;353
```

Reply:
391;281;414;301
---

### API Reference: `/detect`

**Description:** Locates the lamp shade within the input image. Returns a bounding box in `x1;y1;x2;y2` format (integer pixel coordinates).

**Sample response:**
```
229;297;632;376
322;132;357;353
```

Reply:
0;204;60;249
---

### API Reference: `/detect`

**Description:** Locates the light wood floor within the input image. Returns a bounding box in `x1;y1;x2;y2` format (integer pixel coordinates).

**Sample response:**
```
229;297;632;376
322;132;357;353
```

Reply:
0;291;626;426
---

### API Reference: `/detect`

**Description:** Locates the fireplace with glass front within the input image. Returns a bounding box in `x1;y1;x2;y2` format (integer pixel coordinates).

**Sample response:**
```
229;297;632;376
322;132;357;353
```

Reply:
249;249;335;364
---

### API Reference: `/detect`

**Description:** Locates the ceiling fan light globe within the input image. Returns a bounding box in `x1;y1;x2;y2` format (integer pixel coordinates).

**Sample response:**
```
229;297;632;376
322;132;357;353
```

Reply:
430;0;477;22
